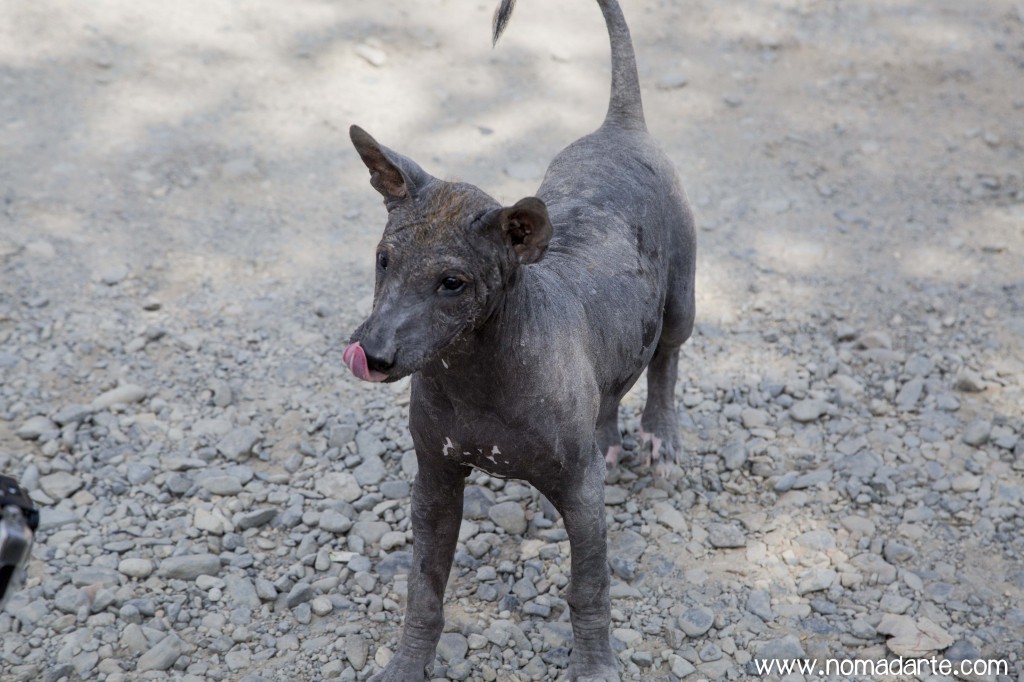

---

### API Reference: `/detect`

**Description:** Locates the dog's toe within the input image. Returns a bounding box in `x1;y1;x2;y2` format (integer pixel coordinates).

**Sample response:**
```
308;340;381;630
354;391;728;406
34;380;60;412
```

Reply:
604;445;621;468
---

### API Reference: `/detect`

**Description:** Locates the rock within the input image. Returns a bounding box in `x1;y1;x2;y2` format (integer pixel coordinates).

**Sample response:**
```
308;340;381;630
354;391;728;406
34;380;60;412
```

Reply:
314;472;362;502
351;521;390;545
488;501;527;535
136;633;185;672
464;485;497;518
671;654;697;677
91;384;148;411
797;568;837;593
194;507;229;534
841;515;876;535
380;480;410;499
52;404;92;425
380;531;406;550
234;508;276;530
437;633;469;663
200;476;243;496
608;529;647;580
707;523;746;548
857;330;892;349
678;606;715;637
951;473;981;492
355;431;387;458
99;264;129;285
895;378;924;410
286;582;314;608
656;72;689;90
746;590;773;621
158;554;222;580
118;558;154;579
216;426;261;460
319;509;353;534
39;472;84;499
883;541;917;563
15;415;57;440
754;635;806;661
722;440;748;470
962;420;991;446
353;454;386;486
354;43;387;67
954;369;986;392
224;575;261;608
343;635;368;670
604;486;628;505
790;399;827;423
945;639;981;663
653;502;688;534
740;408;769;429
311;596;333;616
876;615;953;656
792;469;833;489
795;529;835;551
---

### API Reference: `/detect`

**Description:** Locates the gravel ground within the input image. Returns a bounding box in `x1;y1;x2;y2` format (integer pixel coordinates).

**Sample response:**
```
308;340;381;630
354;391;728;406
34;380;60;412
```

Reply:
1;0;1023;680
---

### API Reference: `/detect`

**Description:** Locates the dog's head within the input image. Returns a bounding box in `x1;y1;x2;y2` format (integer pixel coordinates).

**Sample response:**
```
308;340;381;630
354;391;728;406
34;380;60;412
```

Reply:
343;125;552;382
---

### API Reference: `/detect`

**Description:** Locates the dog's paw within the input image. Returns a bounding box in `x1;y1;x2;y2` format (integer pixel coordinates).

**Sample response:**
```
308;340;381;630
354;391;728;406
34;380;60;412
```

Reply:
561;663;622;682
367;654;431;682
603;444;621;468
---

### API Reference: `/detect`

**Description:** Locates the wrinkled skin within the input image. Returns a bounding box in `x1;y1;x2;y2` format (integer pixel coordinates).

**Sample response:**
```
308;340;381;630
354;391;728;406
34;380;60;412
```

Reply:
349;2;696;681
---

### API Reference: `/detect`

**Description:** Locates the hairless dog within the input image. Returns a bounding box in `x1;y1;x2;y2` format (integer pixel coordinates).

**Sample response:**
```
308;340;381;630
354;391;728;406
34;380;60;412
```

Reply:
343;1;696;679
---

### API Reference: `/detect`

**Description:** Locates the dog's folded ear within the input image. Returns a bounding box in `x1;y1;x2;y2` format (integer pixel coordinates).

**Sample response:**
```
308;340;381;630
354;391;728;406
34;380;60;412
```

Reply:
350;125;432;208
497;197;552;264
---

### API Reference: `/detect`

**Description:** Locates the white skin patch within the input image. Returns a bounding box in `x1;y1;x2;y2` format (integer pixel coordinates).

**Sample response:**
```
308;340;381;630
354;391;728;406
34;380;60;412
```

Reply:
442;437;454;458
491;446;501;456
442;358;449;369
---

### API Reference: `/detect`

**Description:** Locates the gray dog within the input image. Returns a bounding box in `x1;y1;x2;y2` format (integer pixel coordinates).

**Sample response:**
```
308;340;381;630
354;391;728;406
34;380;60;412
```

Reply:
342;0;695;679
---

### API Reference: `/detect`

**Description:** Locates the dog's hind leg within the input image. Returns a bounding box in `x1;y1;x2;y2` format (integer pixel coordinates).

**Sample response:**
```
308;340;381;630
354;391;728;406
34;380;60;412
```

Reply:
641;234;696;471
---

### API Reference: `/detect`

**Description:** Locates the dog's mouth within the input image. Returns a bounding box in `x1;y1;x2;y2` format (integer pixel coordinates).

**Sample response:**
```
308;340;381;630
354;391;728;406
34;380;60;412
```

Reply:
342;342;389;383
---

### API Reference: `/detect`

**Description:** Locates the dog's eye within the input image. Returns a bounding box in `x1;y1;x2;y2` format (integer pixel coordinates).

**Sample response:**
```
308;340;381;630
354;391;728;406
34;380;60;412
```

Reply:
377;252;389;271
439;276;466;293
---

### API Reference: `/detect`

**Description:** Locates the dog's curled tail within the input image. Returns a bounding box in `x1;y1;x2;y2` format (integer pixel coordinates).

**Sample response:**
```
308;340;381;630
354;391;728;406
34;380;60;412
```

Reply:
492;0;646;131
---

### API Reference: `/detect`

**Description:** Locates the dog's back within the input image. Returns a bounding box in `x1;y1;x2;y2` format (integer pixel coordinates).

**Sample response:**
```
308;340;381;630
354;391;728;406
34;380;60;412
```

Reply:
494;0;696;418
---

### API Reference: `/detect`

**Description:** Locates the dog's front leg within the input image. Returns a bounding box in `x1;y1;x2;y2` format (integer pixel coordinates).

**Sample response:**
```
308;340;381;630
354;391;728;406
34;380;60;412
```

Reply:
368;461;465;681
541;449;621;682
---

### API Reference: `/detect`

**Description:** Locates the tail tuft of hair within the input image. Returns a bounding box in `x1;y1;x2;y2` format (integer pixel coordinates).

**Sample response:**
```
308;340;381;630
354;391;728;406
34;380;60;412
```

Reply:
492;0;517;46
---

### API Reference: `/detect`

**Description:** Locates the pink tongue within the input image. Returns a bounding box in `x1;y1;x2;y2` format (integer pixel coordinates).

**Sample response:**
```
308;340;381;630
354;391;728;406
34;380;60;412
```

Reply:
342;342;388;382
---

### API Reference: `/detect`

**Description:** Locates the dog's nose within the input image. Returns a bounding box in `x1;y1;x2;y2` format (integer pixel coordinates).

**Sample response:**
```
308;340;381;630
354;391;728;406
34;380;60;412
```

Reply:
363;347;395;374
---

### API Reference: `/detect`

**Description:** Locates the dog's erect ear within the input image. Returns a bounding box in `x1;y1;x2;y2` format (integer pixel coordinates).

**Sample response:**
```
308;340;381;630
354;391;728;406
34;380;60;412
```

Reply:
497;197;552;264
350;125;431;207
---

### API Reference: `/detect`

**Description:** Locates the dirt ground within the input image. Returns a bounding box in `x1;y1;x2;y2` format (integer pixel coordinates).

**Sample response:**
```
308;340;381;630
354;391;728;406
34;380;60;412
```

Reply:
1;0;1022;680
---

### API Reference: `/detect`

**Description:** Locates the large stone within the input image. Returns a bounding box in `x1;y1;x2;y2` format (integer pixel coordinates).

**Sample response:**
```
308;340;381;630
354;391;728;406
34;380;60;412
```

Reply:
488;501;527;535
233;508;276;530
353;454;386;486
707;523;746;548
15;415;57;440
91;384;148;411
39;472;84;499
876;615;953;656
790;399;827;423
216;426;261;460
653;502;688;534
315;472;362;502
678;606;714;637
136;633;186;672
118;558;154;579
158;554;222;580
351;521;391;545
201;476;243;496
